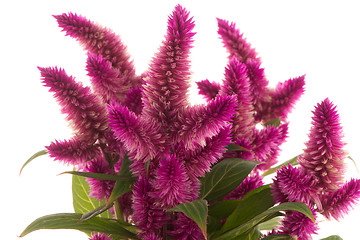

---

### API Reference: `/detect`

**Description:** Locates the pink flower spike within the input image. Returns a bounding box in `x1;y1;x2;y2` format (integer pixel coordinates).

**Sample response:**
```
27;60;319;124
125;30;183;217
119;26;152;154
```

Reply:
217;18;260;63
196;79;221;101
321;178;360;220
107;103;166;162
142;4;195;125
53;12;136;73
220;57;255;140
299;98;347;192
168;213;205;240
86;52;131;104
89;232;112;240
152;154;192;209
39;66;108;143
174;94;237;150
46;137;100;165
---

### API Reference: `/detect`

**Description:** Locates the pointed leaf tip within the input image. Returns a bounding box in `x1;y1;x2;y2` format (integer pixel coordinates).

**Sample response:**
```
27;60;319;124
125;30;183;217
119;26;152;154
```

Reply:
19;149;48;175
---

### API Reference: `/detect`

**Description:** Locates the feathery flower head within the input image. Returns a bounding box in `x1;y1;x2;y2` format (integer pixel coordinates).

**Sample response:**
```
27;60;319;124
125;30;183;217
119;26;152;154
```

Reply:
321;178;360;220
142;4;195;125
196;79;220;101
168;213;205;240
39;66;109;143
45;137;100;165
279;206;318;240
53;12;136;72
299;98;347;191
217;18;260;63
271;164;319;205
220;57;255;140
225;171;263;200
152;154;192;208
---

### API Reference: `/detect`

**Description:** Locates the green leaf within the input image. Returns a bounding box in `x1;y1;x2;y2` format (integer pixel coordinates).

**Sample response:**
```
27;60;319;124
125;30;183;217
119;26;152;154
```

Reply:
208;199;241;219
19;149;47;175
200;158;259;202
80;203;114;222
60;171;135;181
213;202;314;240
261;234;292;240
207;215;222;237
72;173;112;219
19;213;138;239
264;118;281;127
262;154;300;177
106;154;135;206
226;143;250;152
320;236;343;240
256;216;283;231
220;185;274;233
168;200;208;239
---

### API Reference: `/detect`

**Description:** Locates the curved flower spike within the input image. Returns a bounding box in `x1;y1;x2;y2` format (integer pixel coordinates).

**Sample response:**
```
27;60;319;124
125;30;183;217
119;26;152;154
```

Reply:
39;66;108;143
217;18;260;63
196;79;221;101
321;178;360;220
299;98;347;192
142;4;195;125
89;232;113;240
53;12;136;73
220;57;255;139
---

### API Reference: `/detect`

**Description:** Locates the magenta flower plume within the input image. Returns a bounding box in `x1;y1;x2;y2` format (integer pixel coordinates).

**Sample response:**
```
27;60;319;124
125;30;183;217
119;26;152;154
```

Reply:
183;125;232;178
245;60;270;106
86;52;132;104
82;156;114;201
321;178;360;220
89;232;112;240
271;164;319;205
107;103;166;162
53;12;136;73
152;154;192;208
174;94;237;150
139;232;163;240
259;75;305;122
46;138;100;165
142;5;195;125
251;123;288;171
196;79;221;101
132;176;169;235
168;213;205;240
39;66;108;143
217;18;259;63
225;171;263;200
279;207;318;240
298;98;347;191
123;85;143;115
220;57;255;139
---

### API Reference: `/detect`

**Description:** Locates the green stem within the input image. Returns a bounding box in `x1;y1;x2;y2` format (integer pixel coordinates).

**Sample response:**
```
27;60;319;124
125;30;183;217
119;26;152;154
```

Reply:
114;199;125;223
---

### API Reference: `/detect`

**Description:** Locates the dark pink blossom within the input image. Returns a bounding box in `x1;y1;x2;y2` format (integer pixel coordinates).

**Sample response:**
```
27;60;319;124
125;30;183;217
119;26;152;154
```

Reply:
279;207;318;240
173;94;237;150
168;213;205;240
258;75;305;122
321;178;360;220
53;12;135;73
132;176;169;235
107;103;166;162
142;5;195;126
46;137;100;165
220;57;255;140
196;79;221;101
299;98;347;191
123;85;143;115
86;52;132;104
217;18;260;63
271;164;319;205
152;154;192;208
82;156;115;201
39;66;108;143
89;232;112;240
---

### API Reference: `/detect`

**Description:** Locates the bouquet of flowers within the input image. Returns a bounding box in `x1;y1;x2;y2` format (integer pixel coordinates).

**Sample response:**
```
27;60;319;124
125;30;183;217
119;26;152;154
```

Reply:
20;5;360;240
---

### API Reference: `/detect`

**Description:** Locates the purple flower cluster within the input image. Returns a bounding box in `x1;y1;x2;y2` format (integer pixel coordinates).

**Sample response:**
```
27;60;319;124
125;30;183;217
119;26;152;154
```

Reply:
38;4;360;239
271;98;360;239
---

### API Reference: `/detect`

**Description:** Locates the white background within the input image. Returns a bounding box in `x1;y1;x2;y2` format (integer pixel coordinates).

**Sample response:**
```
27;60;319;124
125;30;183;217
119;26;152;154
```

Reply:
2;0;360;239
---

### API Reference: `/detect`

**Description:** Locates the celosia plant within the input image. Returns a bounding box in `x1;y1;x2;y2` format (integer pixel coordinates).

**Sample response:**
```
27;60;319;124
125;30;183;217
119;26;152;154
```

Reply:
20;5;360;240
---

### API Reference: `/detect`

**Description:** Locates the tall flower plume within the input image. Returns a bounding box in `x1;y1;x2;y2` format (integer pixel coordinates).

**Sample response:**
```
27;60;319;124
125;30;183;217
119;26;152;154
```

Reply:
298;98;347;191
196;79;221;101
142;5;195;126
